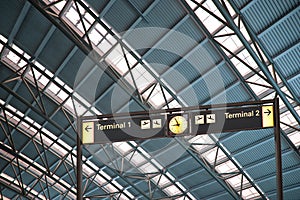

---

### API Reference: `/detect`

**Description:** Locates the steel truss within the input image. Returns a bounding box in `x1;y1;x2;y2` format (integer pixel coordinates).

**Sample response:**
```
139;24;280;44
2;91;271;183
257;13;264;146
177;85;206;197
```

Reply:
0;41;157;199
0;105;77;199
28;0;184;109
210;0;300;125
0;0;296;199
51;0;267;199
22;0;244;199
180;0;300;156
214;0;300;156
1;0;256;199
181;0;299;199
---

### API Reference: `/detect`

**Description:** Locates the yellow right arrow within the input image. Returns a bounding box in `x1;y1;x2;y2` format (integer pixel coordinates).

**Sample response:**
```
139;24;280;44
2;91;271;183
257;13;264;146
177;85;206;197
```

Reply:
262;106;274;127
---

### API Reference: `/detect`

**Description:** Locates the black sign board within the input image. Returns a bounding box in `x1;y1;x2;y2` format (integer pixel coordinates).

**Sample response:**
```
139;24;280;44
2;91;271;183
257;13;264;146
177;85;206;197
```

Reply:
190;105;273;135
81;102;274;144
82;115;166;144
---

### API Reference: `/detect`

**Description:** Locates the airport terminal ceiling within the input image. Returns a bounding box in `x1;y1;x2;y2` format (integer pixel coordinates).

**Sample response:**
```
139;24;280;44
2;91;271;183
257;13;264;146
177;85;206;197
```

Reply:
0;0;299;199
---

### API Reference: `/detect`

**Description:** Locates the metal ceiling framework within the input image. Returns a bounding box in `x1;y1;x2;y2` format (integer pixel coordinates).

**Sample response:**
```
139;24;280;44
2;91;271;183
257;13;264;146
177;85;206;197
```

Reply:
0;0;299;199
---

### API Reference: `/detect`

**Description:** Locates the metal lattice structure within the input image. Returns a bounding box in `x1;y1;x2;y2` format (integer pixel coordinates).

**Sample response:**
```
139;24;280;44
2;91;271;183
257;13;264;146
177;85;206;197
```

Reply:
0;0;299;199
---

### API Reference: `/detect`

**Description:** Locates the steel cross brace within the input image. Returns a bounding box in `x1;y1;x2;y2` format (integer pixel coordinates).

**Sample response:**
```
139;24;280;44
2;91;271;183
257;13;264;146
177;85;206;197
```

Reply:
228;0;300;105
0;40;154;199
0;100;148;200
0;104;77;198
27;0;152;112
0;83;152;200
0;142;77;197
178;0;267;199
211;0;300;125
24;0;262;199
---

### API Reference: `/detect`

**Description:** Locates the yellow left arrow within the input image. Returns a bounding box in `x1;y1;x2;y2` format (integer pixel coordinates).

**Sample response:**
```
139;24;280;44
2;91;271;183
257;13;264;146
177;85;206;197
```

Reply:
82;122;94;144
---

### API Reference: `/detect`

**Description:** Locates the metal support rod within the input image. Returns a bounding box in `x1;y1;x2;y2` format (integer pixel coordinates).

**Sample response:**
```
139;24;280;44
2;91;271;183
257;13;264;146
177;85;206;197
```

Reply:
228;0;300;105
77;118;83;200
27;0;151;112
74;0;186;107
274;98;283;200
0;142;76;196
212;0;300;125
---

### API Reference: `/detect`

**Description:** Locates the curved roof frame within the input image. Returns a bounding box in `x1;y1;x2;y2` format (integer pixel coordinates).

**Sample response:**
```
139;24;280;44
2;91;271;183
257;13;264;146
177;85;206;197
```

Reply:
56;0;268;198
26;0;244;199
0;1;246;199
0;40;153;199
212;0;300;124
48;0;269;198
184;0;300;154
0;0;299;199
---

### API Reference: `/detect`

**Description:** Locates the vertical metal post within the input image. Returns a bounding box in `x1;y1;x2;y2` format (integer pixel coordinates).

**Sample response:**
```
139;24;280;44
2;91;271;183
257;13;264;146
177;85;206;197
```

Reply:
77;118;83;200
274;98;283;200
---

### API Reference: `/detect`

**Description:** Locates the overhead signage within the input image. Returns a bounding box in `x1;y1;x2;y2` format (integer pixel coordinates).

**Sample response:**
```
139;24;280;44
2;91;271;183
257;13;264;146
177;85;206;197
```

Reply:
82;115;165;144
81;101;275;144
262;105;274;127
189;105;274;135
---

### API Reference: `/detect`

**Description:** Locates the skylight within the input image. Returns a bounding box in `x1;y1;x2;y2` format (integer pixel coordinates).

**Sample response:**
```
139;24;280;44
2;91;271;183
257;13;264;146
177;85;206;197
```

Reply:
202;146;227;164
226;174;248;189
63;1;94;36
45;0;181;110
46;0;66;12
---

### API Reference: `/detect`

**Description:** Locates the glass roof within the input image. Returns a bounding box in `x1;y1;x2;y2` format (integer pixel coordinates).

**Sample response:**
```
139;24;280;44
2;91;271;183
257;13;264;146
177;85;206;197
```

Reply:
0;0;299;199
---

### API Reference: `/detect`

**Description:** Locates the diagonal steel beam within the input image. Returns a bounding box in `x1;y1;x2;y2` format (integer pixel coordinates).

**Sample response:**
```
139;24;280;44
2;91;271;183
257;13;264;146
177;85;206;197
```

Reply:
27;0;151;112
0;109;26;196
0;142;77;196
0;111;75;198
0;179;32;200
212;0;300;125
217;0;300;161
0;82;147;199
1;48;153;200
228;0;300;105
178;1;268;199
72;0;186;107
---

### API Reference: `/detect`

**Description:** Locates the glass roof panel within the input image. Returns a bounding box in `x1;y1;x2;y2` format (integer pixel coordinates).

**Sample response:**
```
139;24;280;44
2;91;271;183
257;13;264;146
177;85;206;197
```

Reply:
242;187;261;199
1;0;299;199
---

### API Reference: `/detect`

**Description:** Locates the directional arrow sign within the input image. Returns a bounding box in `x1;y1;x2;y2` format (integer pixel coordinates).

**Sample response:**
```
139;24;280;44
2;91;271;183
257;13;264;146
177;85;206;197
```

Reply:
85;125;92;132
190;105;275;135
262;106;274;127
81;115;165;144
264;109;271;116
82;122;94;144
80;101;275;144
